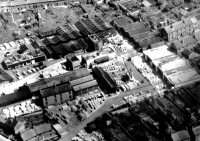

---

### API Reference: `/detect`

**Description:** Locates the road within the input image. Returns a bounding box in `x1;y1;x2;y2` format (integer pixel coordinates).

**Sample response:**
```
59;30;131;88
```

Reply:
59;81;153;141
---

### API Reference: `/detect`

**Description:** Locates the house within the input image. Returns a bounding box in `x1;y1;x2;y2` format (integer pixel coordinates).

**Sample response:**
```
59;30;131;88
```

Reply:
161;17;197;41
66;54;81;70
171;36;197;55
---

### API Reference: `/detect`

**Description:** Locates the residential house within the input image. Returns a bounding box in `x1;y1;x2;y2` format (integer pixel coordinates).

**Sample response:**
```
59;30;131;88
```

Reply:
171;36;197;55
161;17;197;41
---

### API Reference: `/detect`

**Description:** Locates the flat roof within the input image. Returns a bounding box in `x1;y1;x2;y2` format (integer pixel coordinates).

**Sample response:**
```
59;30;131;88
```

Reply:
73;80;98;92
143;45;174;61
153;56;188;72
168;68;200;88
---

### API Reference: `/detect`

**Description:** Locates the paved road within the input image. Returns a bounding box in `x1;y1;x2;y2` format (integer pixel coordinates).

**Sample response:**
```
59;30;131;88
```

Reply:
59;82;153;141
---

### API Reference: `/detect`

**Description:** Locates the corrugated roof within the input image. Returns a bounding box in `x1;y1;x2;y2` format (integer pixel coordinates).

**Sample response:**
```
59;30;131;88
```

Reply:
70;75;94;86
73;80;98;92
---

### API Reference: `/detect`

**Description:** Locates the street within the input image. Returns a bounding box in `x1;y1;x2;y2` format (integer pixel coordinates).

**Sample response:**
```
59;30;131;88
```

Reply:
59;80;153;141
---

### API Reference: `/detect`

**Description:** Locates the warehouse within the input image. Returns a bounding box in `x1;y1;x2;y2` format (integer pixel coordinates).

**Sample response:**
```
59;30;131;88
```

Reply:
143;45;200;88
92;67;118;94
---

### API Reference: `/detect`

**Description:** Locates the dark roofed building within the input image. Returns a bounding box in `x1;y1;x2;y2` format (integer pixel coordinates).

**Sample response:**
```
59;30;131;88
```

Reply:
131;31;154;43
40;83;72;107
150;41;165;49
122;22;145;34
137;37;162;50
74;21;93;37
66;54;81;70
112;16;133;29
70;75;94;86
128;27;150;37
73;80;98;96
92;67;118;94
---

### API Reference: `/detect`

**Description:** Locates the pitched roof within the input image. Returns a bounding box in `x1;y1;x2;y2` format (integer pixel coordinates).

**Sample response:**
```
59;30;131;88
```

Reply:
123;22;145;33
73;80;98;92
113;16;133;28
164;21;186;33
128;27;150;37
27;68;90;93
70;75;94;86
172;36;196;50
40;83;71;98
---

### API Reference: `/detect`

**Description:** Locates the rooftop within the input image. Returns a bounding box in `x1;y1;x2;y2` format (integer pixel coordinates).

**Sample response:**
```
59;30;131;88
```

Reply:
143;45;174;61
70;75;94;86
73;80;98;92
128;27;150;37
27;68;90;93
113;16;133;28
21;129;37;141
122;22;145;33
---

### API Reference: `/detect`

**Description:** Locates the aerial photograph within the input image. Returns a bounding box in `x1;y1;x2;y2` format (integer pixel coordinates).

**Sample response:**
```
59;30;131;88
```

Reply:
1;0;200;141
